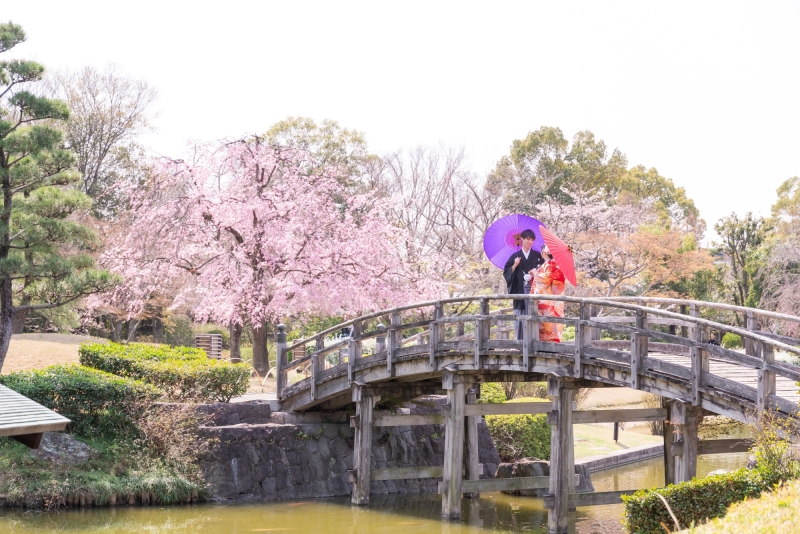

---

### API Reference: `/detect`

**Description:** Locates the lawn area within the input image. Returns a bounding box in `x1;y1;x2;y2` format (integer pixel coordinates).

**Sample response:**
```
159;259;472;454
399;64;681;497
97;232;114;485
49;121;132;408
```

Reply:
690;477;800;533
573;423;661;459
1;333;108;374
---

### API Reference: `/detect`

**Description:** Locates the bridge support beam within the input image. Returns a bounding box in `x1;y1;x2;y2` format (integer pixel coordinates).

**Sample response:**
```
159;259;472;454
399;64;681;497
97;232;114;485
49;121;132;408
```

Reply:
546;375;575;534
351;385;379;505
441;371;467;519
668;400;701;484
464;385;481;499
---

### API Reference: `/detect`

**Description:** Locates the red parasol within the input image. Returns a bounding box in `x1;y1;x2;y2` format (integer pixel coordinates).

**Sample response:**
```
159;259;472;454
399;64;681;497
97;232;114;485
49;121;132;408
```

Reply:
539;225;577;286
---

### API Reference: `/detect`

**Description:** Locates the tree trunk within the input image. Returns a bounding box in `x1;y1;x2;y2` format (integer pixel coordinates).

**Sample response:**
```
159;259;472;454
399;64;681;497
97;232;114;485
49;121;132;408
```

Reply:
111;319;123;342
230;321;242;363
152;317;164;343
0;277;14;372
11;308;28;335
252;319;270;376
126;319;140;342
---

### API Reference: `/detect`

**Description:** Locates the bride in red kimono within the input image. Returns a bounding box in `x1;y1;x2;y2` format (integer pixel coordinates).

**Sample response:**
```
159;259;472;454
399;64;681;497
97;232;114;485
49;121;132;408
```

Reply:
532;245;566;342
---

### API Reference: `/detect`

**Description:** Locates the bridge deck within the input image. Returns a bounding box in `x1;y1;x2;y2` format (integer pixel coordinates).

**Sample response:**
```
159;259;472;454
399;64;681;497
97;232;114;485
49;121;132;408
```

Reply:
0;384;70;448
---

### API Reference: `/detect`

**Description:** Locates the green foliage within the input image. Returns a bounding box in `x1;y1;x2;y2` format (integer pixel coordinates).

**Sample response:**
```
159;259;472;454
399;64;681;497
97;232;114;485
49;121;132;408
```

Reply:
484;397;550;462
561;325;575;342
0;365;158;437
0;22;118;361
714;212;772;309
622;469;767;534
478;382;507;404
79;342;251;402
721;332;743;349
164;314;194;347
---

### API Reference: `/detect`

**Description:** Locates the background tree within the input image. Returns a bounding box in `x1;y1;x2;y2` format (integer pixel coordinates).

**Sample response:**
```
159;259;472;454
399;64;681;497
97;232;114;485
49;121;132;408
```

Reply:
0;22;116;370
47;65;157;218
95;138;443;375
714;212;771;313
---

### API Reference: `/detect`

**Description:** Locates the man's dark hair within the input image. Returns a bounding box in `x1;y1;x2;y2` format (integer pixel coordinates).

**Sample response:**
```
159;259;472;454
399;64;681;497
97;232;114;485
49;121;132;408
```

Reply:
520;229;536;240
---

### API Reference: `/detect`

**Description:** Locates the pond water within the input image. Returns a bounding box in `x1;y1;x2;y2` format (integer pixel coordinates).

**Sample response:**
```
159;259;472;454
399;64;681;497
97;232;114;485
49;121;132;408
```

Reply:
0;453;749;534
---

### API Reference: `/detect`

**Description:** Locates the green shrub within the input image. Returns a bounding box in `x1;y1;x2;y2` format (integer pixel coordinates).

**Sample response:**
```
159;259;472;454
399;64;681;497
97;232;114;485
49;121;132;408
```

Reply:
0;365;159;437
485;397;550;462
479;382;507;404
80;342;251;402
622;468;767;533
721;332;743;349
561;326;575;342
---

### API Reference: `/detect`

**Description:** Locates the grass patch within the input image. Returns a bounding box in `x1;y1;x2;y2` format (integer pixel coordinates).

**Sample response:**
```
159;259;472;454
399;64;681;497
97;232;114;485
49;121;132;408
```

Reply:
0;434;203;509
690;477;800;533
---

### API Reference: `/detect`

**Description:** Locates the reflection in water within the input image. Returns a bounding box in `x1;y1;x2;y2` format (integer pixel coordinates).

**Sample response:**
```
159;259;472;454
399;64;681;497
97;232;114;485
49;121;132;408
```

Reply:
0;454;749;534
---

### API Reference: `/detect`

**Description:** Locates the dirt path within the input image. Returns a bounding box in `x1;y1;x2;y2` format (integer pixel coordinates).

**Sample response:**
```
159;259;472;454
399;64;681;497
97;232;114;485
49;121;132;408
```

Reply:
1;333;108;374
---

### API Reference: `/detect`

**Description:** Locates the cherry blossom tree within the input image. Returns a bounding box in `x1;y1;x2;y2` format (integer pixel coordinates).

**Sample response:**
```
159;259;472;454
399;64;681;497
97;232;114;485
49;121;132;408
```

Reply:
93;138;443;374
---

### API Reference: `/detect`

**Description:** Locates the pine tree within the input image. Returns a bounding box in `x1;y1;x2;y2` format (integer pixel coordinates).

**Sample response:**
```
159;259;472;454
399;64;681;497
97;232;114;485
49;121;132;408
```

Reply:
0;22;117;370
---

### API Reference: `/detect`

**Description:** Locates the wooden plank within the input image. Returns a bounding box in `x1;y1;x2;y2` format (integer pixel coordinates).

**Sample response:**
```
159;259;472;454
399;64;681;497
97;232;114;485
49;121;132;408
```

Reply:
642;357;693;380
698;438;754;455
464;402;551;416
430;303;443;370
572;408;667;424
371;466;443;480
568;490;640;507
461;475;577;493
373;413;445;427
0;421;69;438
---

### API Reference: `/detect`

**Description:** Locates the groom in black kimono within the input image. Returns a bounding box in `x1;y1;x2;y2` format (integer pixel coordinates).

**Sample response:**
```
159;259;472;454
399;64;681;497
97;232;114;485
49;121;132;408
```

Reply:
503;229;544;340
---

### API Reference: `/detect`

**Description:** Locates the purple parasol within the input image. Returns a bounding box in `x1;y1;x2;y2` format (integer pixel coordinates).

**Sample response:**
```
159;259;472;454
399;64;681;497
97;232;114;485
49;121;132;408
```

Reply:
483;214;547;269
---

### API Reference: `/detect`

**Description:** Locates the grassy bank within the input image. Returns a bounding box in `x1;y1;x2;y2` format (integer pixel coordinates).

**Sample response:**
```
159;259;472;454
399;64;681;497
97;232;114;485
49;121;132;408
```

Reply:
0;435;203;509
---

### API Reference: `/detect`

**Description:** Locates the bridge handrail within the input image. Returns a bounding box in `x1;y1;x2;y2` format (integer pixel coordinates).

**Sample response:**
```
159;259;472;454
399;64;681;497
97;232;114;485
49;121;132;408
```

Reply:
600;296;800;325
284;295;800;356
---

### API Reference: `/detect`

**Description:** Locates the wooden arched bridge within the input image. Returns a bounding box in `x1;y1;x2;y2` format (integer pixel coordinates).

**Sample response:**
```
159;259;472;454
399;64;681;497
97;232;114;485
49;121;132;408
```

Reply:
273;295;800;534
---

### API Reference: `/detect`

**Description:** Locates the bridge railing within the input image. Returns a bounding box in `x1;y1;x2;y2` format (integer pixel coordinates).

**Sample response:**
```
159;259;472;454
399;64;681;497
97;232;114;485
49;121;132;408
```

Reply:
275;295;800;416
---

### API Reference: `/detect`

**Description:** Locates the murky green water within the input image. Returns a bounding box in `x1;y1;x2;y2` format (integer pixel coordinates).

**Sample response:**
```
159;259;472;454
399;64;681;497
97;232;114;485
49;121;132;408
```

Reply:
0;454;749;534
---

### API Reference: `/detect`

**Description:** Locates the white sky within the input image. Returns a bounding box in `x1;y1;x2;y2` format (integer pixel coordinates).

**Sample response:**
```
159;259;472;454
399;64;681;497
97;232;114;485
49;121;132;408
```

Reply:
4;1;799;243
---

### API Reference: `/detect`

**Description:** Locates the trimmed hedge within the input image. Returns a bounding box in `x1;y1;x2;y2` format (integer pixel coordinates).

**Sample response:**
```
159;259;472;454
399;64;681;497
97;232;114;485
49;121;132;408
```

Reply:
79;343;250;402
0;365;159;437
485;397;550;462
622;468;767;533
479;382;507;404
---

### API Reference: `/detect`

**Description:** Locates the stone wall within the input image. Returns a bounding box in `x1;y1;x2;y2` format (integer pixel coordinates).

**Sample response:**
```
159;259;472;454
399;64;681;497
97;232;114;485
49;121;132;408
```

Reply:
198;397;502;502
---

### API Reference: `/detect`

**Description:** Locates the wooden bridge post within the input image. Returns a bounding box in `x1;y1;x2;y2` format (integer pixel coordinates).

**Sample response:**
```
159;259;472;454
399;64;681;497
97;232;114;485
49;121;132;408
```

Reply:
375;323;387;353
441;371;466;519
630;310;648;390
387;312;400;377
546;375;575;534
670;400;700;484
573;303;590;378
690;306;708;406
588;305;601;342
680;304;688;338
475;298;489;368
465;384;481;498
276;324;287;398
430;303;443;370
758;342;776;413
351;384;379;505
348;321;362;385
